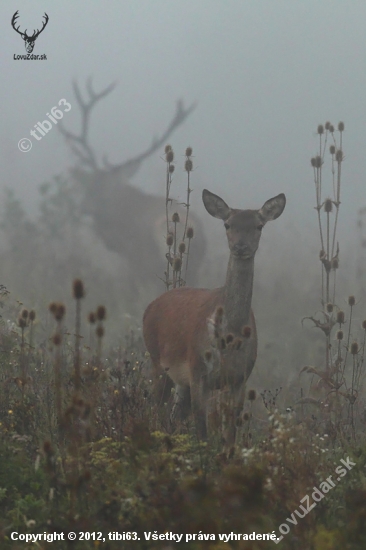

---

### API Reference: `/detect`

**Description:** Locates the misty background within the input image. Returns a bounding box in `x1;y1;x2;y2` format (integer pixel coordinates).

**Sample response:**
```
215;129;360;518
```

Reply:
1;0;366;388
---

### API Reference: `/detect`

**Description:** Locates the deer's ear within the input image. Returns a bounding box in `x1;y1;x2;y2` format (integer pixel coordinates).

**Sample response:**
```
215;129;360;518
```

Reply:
258;193;286;223
202;189;231;220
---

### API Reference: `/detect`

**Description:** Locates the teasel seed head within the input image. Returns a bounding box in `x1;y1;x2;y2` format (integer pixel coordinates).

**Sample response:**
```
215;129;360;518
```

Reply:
73;279;85;299
96;305;106;321
185;159;193;172
21;309;29;319
324;198;333;213
178;241;186;254
43;441;52;454
336;330;343;340
315;155;322;168
166;233;174;247
96;325;104;339
55;303;66;321
187;226;194;239
325;121;331;130
350;341;359;355
311;157;316;167
185;146;193;156
326;303;333;313
18;317;26;329
348;295;356;307
329;124;335;132
166;149;174;163
172;257;182;272
73;396;84;407
233;337;243;350
317;124;324;135
362;320;366;330
169;164;175;173
204;350;212;362
248;389;256;401
49;302;58;315
336;149;343;162
52;333;62;346
319;249;326;260
165;144;172;154
88;312;96;324
226;333;234;344
329;144;336;155
172;212;180;223
337;310;345;324
242;325;252;338
331;257;339;269
219;337;226;350
29;310;36;322
338;121;345;132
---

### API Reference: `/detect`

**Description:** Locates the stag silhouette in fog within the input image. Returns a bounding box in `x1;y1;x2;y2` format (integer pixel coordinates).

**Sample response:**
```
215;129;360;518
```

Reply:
59;79;206;295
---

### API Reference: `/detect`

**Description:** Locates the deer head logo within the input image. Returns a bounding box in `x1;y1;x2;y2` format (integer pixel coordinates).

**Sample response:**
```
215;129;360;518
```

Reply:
11;11;49;53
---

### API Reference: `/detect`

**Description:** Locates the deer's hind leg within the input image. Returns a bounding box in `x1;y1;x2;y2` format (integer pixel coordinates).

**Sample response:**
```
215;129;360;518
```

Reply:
170;384;191;425
189;357;210;440
149;355;174;407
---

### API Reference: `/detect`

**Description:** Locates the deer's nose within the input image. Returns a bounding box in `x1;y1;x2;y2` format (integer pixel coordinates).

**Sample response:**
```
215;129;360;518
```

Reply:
233;243;248;254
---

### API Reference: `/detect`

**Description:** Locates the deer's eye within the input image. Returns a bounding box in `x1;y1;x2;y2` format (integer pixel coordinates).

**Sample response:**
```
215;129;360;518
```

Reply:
257;224;264;231
224;223;230;230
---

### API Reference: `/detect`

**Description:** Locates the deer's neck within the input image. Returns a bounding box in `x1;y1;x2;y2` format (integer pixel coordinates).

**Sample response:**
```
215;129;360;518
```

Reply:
223;255;254;333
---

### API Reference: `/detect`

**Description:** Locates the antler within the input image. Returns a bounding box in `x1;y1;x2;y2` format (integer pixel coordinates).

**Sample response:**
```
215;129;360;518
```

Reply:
11;11;25;38
109;99;197;178
59;78;196;175
58;78;117;170
32;13;49;39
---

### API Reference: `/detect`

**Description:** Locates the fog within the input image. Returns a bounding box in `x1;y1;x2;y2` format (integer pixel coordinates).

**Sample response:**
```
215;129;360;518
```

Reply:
2;1;366;212
1;1;365;360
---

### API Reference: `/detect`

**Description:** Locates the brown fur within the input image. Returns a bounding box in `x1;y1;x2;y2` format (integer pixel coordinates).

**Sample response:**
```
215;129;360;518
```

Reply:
143;189;286;442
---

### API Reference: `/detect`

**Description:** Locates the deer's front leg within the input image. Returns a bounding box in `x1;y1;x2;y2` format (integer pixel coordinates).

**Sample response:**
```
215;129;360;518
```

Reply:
222;383;246;450
189;360;209;440
170;384;190;424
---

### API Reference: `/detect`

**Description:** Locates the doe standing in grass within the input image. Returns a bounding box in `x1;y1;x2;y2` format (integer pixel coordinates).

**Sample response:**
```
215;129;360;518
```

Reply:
143;188;286;443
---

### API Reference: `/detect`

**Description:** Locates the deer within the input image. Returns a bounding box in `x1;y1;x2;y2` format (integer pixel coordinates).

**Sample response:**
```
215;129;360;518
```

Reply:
143;188;286;444
58;79;206;298
11;11;49;53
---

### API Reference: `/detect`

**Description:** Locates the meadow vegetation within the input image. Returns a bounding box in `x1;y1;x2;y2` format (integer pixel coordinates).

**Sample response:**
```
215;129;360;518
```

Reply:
1;126;366;548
